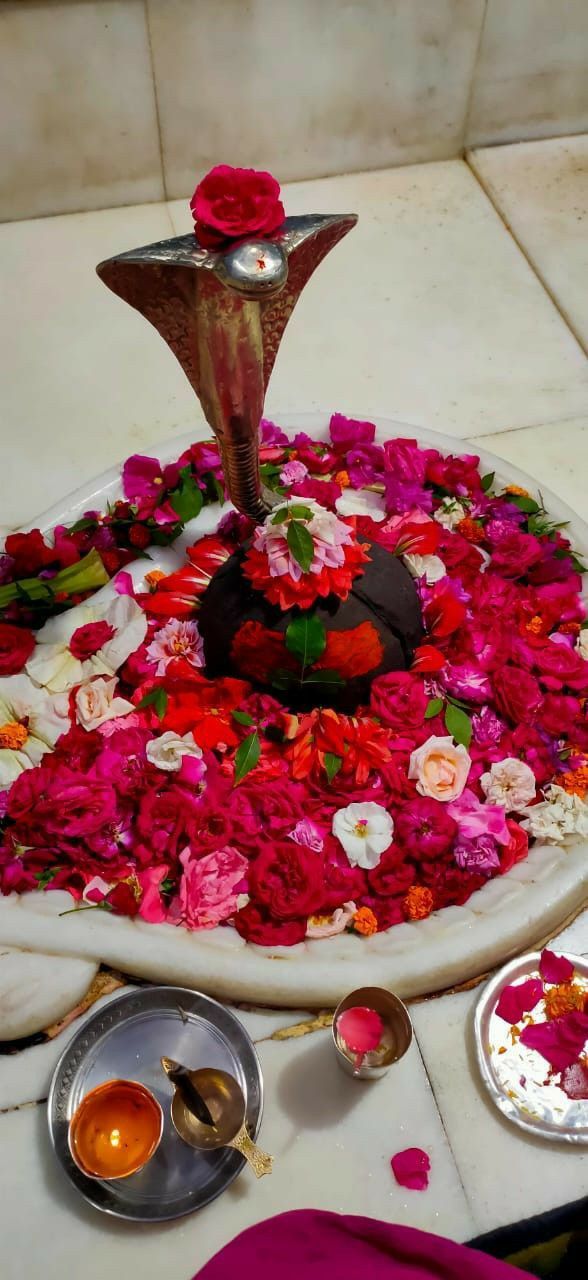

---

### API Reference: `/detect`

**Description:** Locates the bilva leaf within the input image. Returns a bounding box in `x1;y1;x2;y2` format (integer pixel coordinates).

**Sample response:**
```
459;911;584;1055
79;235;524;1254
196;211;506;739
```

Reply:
285;615;326;667
287;520;314;573
444;702;472;749
137;687;168;720
425;697;443;719
233;730;261;785
324;752;343;783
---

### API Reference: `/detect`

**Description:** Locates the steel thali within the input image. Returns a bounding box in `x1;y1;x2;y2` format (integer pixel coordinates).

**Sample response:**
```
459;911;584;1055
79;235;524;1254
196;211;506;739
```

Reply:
48;985;264;1220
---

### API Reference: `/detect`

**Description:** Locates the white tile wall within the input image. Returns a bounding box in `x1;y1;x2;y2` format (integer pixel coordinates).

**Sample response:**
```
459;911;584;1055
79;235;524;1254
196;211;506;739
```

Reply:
147;0;486;198
466;0;588;146
0;0;164;221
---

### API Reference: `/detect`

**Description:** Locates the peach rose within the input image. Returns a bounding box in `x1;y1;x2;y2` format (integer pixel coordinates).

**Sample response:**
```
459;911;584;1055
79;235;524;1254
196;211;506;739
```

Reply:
408;735;471;803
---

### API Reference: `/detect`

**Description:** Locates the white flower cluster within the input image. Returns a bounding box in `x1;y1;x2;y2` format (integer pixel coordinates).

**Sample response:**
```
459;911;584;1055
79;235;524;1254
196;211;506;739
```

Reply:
521;784;588;844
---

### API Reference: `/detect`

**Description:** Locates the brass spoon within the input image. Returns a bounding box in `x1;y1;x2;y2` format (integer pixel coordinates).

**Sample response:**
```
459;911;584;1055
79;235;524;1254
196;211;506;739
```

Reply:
169;1066;273;1179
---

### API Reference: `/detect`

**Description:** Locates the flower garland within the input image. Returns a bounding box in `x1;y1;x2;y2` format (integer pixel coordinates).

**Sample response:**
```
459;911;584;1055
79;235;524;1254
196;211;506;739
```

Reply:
1;414;587;947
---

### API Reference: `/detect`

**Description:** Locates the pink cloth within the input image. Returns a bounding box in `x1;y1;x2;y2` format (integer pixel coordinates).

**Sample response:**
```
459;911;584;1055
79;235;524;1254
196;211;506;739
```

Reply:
194;1210;525;1278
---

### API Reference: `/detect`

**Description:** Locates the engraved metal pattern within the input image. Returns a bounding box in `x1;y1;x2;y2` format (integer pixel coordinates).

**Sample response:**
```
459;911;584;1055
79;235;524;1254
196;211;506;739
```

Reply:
97;215;356;518
475;951;588;1144
48;986;264;1220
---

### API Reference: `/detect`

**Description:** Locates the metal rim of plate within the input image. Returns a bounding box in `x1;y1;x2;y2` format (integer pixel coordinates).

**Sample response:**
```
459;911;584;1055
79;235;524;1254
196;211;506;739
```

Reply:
47;986;264;1221
474;951;588;1145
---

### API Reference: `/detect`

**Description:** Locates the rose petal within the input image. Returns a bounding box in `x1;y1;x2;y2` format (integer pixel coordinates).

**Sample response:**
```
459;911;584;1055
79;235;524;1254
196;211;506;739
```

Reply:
495;978;543;1025
390;1147;431;1191
561;1059;588;1099
539;948;575;985
520;1011;588;1072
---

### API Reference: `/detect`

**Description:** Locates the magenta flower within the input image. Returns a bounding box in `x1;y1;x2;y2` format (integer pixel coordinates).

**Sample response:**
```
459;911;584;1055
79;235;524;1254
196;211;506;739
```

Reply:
454;833;501;875
122;454;166;503
289;817;325;852
395;797;457;857
447;789;510;844
520;1011;588;1072
472;706;506;748
539;948;575;984
329;412;376;448
440;662;492;705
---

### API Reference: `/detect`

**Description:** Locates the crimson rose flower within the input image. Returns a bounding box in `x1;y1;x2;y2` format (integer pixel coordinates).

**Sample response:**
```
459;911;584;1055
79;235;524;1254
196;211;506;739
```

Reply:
494;665;543;724
234;901;306;946
190;165;285;248
500;820;529;874
490;530;543;579
395;797;457;857
368;845;416;897
249;842;324;920
540;693;582;738
369;671;427;733
4;528;53;576
0;622;35;675
533;640;588;691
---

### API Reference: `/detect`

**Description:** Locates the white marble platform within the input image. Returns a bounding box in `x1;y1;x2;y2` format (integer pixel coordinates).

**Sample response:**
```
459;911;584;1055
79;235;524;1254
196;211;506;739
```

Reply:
469;134;588;352
1;150;588;1275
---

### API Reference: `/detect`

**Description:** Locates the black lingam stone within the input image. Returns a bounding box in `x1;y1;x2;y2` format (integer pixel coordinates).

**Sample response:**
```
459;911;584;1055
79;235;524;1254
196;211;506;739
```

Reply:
199;540;424;713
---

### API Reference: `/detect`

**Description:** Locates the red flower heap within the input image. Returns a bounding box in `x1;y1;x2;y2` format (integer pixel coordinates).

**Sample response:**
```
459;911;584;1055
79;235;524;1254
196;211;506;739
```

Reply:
243;499;370;610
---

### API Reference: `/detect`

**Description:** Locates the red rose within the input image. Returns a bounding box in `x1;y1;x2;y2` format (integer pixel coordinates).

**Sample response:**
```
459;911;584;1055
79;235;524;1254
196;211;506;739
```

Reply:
541;693;582;738
69;620;114;660
234;901;306;946
361;894;405;931
190;165;285;248
534;640;588;692
494;665;543;724
368;846;416;897
0;622;35;675
249;842;324;920
369;671;427;732
105;882;140;917
490;530;543;579
4;528;53;576
500;820;529;874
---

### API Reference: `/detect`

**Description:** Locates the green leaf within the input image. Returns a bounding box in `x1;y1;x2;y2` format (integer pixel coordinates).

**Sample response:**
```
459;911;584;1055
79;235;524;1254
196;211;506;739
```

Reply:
160;877;175;896
481;472;495;493
506;492;541;515
69;516;99;533
425;697;443;719
232;709;255;727
324;752;343;783
271;503;313;525
285;615;326;667
35;866;63;889
302;668;343;687
444;702;472;749
170;467;204;523
270;668;295;691
233;730;260;785
137;687;168;720
271;507;289;524
286;520;314;573
571;553;587;574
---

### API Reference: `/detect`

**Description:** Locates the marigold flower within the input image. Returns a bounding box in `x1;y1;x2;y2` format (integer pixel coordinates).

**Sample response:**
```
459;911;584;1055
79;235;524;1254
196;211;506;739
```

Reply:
544;983;587;1022
404;885;434;921
352;906;378;936
456;516;484;544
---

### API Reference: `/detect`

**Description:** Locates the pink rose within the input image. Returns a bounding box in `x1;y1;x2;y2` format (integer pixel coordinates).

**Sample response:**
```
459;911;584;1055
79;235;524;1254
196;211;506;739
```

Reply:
190;165;284;248
541;693;582;738
369;672;428;733
534;639;588;691
408;735;471;803
169;846;248;929
395;797;457;856
490;529;543;578
447;789;510;844
440;662;492;705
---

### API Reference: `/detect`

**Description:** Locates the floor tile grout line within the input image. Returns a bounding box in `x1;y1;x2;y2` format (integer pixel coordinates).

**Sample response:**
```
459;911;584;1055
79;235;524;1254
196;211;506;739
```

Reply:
412;1035;480;1233
465;151;588;359
460;0;489;154
143;0;168;204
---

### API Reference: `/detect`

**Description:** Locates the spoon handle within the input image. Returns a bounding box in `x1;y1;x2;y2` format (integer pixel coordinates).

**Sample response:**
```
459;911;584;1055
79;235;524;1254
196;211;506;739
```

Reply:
230;1124;274;1178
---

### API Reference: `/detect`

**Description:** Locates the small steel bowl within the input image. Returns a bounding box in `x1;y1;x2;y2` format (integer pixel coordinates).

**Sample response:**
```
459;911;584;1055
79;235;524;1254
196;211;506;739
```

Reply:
68;1079;163;1180
332;986;413;1080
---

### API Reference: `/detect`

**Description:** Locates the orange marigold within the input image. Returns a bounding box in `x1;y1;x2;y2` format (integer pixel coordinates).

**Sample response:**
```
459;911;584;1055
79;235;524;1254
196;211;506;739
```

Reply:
524;614;545;637
456;516;485;545
352;907;378;937
560;765;588;799
145;569;166;589
334;470;350;488
505;484;531;498
0;721;28;750
404;885;434;921
544;982;587;1021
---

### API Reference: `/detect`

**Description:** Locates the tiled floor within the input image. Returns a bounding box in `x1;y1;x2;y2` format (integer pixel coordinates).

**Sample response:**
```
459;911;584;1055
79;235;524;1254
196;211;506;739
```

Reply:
1;139;587;1277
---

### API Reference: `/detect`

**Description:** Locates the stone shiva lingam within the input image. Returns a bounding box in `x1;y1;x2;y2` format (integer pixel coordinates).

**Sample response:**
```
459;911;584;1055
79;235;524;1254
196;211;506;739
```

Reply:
97;166;423;712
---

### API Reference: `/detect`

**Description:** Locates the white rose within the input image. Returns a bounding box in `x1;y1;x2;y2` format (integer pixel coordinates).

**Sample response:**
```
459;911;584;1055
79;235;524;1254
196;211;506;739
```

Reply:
146;731;204;773
75;677;134;731
480;758;537;811
332;802;394;870
409;735;471;802
335;489;386;522
403;553;446;584
575;631;588;662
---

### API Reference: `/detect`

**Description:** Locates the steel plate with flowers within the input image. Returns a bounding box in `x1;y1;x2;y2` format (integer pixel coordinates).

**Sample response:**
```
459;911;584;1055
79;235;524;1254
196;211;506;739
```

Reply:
48;986;264;1220
474;949;588;1143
